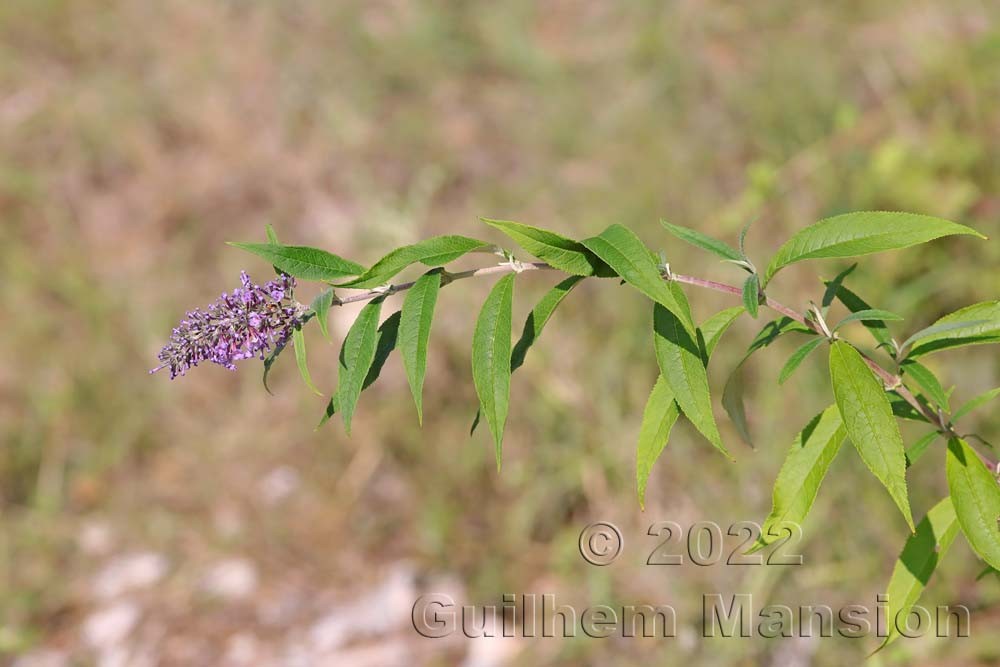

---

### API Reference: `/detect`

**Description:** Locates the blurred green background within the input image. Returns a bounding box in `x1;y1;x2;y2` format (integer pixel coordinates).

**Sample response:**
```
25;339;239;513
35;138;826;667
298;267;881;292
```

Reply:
1;1;999;665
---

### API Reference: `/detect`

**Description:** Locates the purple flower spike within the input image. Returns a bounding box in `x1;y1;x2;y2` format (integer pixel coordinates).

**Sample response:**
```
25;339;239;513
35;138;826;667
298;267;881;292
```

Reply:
151;272;301;379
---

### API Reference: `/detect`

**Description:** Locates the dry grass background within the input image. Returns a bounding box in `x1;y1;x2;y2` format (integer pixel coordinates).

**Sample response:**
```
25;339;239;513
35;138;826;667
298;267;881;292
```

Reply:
1;1;999;665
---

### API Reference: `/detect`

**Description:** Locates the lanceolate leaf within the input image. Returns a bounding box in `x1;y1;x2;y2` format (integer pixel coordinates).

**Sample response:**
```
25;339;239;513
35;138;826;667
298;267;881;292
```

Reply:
900;359;950;412
636;375;681;508
876;497;960;653
311;289;336;341
472;274;515;469
399;271;442;425
722;361;753;447
318;312;400;429
292;326;322;396
748;406;846;553
262;339;290;395
482;219;605;276
653;299;730;459
742;274;760;319
905;301;1000;357
337;297;384;434
510;275;584;373
339;235;488;288
582;224;696;335
660;221;743;262
833;309;903;331
699;306;745;361
829;341;915;531
264;224;279;245
778;337;827;385
765;212;984;284
470;275;584;435
946;438;1000;570
229;242;364;281
905;431;939;468
888;392;932;423
953;387;1000;421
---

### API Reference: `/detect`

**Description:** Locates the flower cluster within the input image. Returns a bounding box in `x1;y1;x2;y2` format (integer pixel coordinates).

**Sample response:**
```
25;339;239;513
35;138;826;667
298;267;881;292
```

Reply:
151;271;302;379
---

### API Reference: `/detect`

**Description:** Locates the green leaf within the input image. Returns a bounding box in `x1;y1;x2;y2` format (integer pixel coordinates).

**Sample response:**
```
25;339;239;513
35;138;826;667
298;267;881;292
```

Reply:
482;219;604;276
764;212;984;283
875;497;960;653
262;339;290;395
265;224;279;245
311;289;336;341
510;275;584;373
471;275;583;435
888;392;932;423
829;341;914;531
636;375;681;509
699;306;745;361
228;242;364;281
905;301;1000;357
905;431;939;468
339;235;489;288
318;312;400;429
722;361;753;447
900;359;950;411
946;438;1000;570
748;317;814;354
653;298;730;459
825;282;895;349
742;274;760;319
398;271;442;425
292;326;322;396
660;220;743;262
748;406;845;553
472;274;515;470
581;224;695;335
953;387;1000;421
336;297;384;434
833;308;903;331
778;337;827;385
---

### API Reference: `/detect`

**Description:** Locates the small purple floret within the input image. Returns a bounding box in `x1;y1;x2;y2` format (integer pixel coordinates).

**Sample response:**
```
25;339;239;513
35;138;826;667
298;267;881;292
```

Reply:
151;271;301;379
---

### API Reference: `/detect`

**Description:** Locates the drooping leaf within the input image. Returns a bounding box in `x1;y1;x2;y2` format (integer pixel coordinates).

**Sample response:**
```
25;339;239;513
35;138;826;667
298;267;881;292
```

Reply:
262;339;290;395
581;224;695;334
311;289;336;341
472;274;515;469
318;312;400;429
722;361;753;447
900;359;950;412
742;274;760;319
778;337;827;385
829;341;914;531
636;375;681;508
336;297;384;434
654;297;730;459
660;220;743;262
905;431;939;468
747;316;815;354
953;387;1000;421
699;306;745;361
510;275;584;373
482;219;605;276
946;438;1000;570
470;275;584;435
228;242;364;281
292;326;322;396
339;235;489;288
765;212;984;284
748;406;845;553
875;497;960;653
905;301;1000;357
833;309;903;331
399;271;442;425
